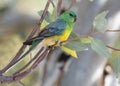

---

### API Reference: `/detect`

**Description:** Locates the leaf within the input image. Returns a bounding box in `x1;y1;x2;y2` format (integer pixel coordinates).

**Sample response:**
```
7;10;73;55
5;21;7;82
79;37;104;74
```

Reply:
80;38;92;44
40;20;49;29
69;32;92;44
50;8;58;22
93;11;108;33
112;57;120;82
63;32;88;52
113;57;120;76
61;46;78;58
91;38;111;57
38;10;51;22
64;40;87;52
69;31;79;39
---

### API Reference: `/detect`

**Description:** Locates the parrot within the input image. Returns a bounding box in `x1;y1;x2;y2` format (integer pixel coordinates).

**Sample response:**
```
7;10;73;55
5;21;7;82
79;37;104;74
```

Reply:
13;10;77;65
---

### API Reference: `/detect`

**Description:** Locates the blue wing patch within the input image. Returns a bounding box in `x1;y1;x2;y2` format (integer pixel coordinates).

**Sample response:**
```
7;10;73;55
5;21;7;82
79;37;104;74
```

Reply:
39;19;66;37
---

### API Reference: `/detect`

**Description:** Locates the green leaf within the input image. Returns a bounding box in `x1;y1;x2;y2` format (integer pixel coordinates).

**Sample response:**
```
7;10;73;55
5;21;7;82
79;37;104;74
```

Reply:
64;32;87;52
69;31;78;39
91;38;111;57
64;40;87;52
80;38;92;44
93;11;108;33
113;57;120;83
50;8;58;22
61;46;78;58
114;57;120;76
69;32;92;44
38;10;51;22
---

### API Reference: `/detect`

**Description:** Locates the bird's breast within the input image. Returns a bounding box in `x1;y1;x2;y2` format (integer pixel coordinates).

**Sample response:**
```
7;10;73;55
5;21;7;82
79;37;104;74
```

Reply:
42;26;72;46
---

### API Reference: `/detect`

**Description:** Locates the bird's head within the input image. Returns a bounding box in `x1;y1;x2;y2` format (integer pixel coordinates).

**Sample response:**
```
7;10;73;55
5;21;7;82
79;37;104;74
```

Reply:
59;11;77;23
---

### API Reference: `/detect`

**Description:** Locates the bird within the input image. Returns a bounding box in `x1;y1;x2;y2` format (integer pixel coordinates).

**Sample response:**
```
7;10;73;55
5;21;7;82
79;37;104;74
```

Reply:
16;10;77;64
24;10;76;46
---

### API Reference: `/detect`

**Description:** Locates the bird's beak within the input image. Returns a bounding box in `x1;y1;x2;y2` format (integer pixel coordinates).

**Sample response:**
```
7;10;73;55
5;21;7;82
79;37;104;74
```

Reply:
74;16;77;22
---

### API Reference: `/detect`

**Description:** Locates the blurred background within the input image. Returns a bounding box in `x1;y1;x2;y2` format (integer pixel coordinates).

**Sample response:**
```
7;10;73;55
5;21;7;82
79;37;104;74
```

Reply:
0;0;120;86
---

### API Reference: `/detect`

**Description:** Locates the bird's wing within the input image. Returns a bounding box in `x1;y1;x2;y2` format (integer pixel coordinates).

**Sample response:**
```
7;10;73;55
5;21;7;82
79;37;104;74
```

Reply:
24;19;66;45
39;19;66;36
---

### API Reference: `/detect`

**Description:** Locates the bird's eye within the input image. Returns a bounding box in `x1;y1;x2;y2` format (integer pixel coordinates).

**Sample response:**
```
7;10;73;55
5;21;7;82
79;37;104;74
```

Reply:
69;13;74;17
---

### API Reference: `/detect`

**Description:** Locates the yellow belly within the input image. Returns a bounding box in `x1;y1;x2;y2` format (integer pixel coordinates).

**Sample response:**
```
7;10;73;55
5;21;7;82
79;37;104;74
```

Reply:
42;27;71;46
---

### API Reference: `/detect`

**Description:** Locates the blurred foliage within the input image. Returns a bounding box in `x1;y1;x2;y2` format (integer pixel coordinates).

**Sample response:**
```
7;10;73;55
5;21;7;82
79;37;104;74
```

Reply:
0;33;40;86
91;38;111;57
0;34;22;69
108;36;120;79
93;11;108;33
64;32;87;52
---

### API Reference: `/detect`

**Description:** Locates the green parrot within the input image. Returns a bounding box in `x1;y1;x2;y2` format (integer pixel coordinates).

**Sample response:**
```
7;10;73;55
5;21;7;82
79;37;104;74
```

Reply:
14;10;77;65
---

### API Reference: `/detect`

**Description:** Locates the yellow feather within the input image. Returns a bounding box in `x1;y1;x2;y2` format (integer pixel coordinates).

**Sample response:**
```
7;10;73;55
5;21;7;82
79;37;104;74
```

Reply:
41;25;72;46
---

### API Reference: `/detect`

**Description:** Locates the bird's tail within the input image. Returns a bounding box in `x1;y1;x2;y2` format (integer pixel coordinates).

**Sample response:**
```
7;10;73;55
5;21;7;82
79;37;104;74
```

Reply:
8;40;43;70
23;36;44;45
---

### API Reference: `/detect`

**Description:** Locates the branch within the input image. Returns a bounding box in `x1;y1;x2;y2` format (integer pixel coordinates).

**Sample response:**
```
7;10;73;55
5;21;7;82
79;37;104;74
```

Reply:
57;0;62;16
68;0;76;10
13;48;44;76
106;45;120;51
88;29;120;37
0;0;51;74
106;29;120;32
50;0;55;8
41;50;52;86
0;47;51;83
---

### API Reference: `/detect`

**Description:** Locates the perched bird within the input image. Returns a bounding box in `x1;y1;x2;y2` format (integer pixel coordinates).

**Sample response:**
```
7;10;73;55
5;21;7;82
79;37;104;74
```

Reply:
18;10;77;63
24;10;76;46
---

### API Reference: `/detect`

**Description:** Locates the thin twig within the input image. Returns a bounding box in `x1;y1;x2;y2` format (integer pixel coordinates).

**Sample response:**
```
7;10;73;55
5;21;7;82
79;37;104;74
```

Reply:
14;48;50;82
89;29;120;36
106;29;120;32
19;81;25;86
50;0;55;8
41;48;52;86
60;35;88;44
30;48;50;69
106;45;120;51
0;0;51;83
68;0;76;10
57;0;62;16
37;0;51;25
0;48;50;83
55;62;65;86
0;45;26;74
0;0;51;74
13;48;44;76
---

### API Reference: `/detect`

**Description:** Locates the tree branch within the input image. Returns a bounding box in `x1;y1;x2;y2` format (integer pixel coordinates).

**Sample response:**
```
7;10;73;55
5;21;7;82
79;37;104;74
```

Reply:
0;0;51;74
106;29;120;32
68;0;76;10
106;45;120;51
57;0;62;16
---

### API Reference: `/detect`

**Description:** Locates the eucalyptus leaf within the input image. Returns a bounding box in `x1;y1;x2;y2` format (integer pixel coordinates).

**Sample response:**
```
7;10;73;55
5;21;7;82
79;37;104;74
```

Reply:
91;38;111;57
38;10;51;22
64;32;87;51
93;11;108;33
69;31;78;39
80;38;92;44
50;8;58;22
64;40;87;52
114;57;120;76
61;46;78;58
113;57;120;83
